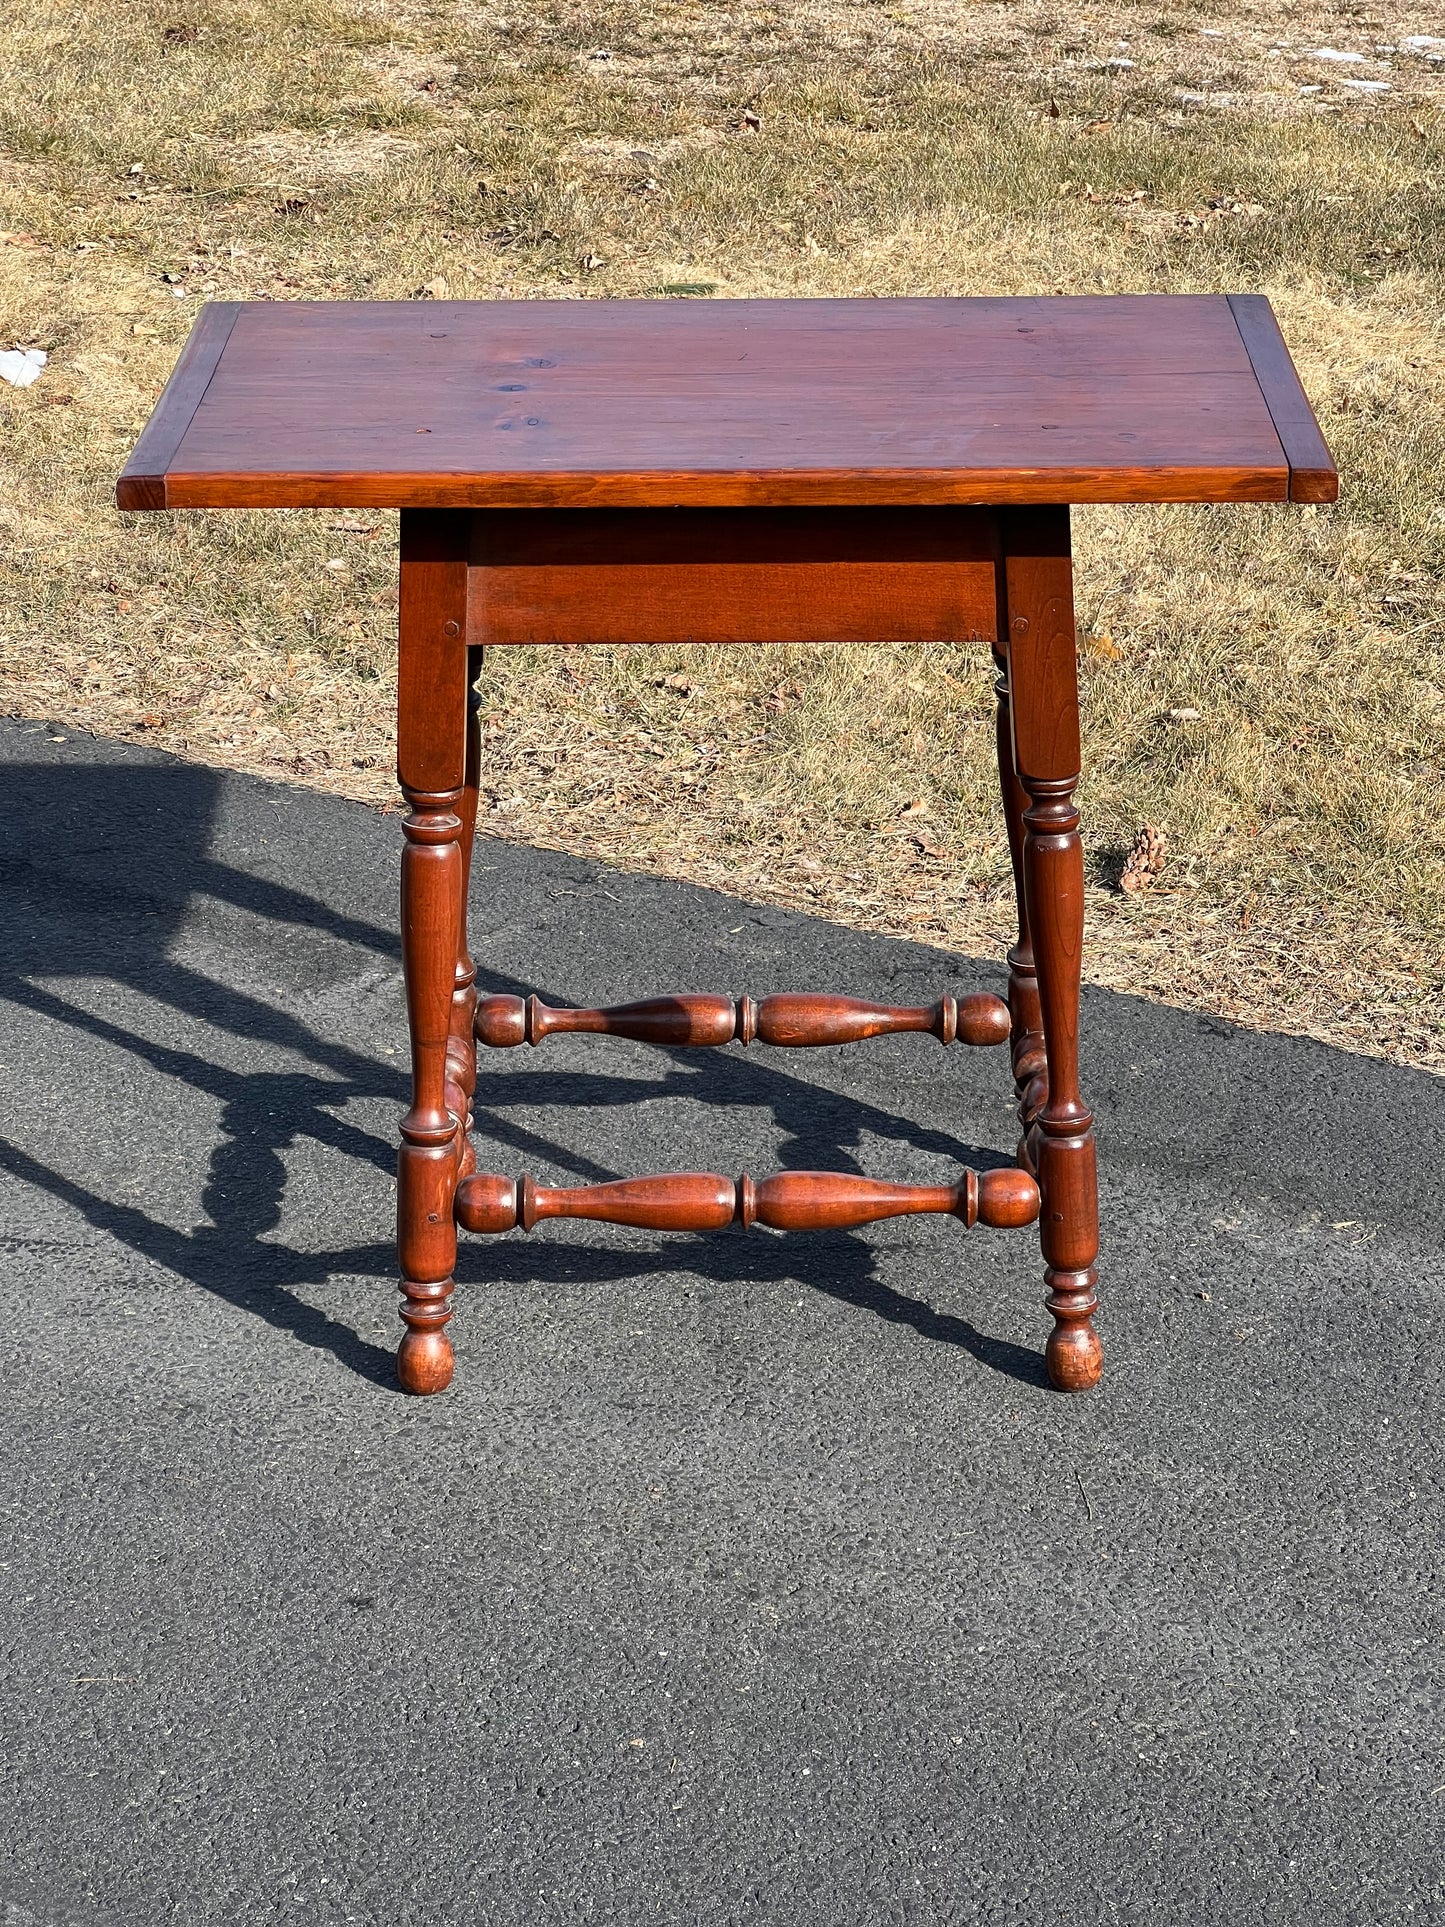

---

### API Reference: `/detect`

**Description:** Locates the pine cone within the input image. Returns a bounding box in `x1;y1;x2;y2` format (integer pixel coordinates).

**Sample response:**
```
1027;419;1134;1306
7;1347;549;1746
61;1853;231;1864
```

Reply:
1119;821;1167;894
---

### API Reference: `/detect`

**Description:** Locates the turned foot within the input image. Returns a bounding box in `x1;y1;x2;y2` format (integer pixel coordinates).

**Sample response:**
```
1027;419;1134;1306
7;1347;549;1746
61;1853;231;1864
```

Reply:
398;1271;455;1394
1046;1334;1103;1393
1045;1269;1103;1392
397;1323;455;1395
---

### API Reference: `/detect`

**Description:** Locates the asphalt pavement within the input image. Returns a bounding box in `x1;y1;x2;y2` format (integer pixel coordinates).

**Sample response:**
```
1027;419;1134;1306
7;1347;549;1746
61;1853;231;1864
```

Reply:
0;715;1440;1926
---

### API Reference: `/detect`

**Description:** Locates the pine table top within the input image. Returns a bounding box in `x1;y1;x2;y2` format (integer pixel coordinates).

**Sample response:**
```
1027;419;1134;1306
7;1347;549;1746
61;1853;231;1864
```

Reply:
117;293;1336;513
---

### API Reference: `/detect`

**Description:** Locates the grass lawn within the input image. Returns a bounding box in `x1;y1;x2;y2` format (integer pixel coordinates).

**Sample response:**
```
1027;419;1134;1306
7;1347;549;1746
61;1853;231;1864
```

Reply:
1;0;1442;1067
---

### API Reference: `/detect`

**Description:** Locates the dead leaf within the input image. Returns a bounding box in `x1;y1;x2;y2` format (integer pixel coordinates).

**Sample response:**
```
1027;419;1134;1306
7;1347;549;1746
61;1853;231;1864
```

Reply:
898;798;930;818
1084;630;1122;660
1119;822;1167;894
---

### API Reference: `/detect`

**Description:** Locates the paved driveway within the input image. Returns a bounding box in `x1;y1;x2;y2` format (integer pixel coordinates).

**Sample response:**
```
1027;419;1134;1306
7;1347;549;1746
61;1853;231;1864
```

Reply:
0;718;1440;1925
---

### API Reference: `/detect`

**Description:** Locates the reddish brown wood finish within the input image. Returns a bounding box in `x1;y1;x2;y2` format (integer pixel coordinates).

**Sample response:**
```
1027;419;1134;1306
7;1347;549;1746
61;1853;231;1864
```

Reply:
469;508;997;646
1227;296;1338;503
445;643;485;1178
117;296;1336;511
992;620;1048;1132
116;297;1337;1399
454;1166;1040;1235
395;511;472;1396
1001;506;1102;1392
476;993;736;1048
474;990;1011;1050
753;992;1010;1048
115;302;239;511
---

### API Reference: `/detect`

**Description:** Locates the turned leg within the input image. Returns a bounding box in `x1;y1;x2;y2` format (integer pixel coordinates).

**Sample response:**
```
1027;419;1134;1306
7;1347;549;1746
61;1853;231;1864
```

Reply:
396;511;473;1395
992;637;1048;1140
1001;507;1102;1393
446;644;484;1182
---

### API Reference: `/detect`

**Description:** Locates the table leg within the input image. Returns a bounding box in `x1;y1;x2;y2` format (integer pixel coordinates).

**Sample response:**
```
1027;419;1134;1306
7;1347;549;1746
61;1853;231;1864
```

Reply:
1000;507;1102;1392
446;645;485;1183
396;511;472;1395
992;636;1048;1136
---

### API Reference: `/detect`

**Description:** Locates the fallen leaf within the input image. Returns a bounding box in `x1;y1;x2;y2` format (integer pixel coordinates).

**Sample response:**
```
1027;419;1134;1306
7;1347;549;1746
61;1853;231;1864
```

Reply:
898;798;930;818
1084;630;1122;660
1120;822;1167;894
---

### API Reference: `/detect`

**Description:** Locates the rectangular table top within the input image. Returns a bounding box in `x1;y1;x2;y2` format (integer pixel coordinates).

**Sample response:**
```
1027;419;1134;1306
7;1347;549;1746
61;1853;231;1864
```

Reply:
117;293;1336;512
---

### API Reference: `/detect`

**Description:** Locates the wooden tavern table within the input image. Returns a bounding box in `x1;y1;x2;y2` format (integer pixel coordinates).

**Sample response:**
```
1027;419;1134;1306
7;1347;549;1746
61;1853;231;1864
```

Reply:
118;294;1337;1396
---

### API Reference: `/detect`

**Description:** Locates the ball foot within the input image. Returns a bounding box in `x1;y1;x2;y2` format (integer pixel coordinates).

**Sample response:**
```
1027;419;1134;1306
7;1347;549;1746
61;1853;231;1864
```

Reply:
397;1328;454;1395
1045;1321;1103;1392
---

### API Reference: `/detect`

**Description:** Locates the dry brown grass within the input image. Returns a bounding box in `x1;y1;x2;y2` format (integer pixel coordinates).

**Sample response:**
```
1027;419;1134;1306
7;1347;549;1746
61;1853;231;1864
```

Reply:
1;0;1442;1067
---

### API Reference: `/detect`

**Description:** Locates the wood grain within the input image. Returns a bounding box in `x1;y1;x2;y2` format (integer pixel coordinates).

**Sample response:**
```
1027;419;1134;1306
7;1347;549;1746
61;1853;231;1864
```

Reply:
469;507;997;646
1000;507;1102;1393
115;295;1321;510
473;990;1012;1049
453;1166;1041;1234
115;302;240;510
1227;295;1339;503
395;511;472;1396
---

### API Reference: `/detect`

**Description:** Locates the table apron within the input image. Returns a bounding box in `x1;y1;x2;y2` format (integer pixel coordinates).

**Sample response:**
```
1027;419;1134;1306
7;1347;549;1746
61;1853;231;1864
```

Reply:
465;505;1002;647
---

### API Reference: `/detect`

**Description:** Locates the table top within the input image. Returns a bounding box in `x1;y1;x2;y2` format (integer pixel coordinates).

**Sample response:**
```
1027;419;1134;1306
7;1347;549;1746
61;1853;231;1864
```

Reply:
117;294;1336;512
